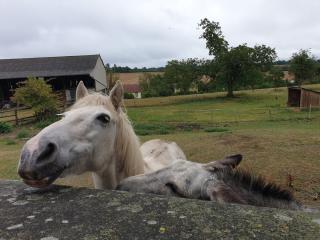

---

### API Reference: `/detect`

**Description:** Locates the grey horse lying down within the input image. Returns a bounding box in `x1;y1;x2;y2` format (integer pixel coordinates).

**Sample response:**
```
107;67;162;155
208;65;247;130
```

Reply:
117;155;301;210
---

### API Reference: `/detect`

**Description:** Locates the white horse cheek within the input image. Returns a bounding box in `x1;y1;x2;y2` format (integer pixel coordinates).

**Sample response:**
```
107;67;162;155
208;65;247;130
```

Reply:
92;136;116;170
60;142;93;175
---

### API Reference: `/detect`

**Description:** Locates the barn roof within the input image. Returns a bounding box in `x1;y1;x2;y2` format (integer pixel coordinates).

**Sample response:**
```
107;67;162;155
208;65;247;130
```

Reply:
0;54;100;80
123;84;141;93
288;86;320;94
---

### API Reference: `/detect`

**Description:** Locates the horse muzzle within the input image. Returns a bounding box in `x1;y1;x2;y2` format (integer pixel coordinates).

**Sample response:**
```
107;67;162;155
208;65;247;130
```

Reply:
18;139;65;188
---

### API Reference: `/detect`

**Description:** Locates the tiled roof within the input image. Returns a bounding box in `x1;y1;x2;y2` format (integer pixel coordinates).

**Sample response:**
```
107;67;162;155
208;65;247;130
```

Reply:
123;84;141;93
0;54;100;80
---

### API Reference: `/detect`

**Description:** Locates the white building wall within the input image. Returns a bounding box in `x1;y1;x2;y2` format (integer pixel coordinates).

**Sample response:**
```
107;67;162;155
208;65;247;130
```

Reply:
90;56;107;92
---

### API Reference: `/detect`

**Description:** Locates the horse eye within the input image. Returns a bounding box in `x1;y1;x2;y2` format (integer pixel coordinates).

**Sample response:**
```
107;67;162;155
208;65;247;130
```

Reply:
96;114;110;124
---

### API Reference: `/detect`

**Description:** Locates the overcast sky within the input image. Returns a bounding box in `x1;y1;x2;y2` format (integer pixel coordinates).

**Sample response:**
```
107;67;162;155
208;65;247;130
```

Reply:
0;0;319;67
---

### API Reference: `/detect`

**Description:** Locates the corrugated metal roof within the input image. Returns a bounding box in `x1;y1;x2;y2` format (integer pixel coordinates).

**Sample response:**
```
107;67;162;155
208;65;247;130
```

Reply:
0;54;100;80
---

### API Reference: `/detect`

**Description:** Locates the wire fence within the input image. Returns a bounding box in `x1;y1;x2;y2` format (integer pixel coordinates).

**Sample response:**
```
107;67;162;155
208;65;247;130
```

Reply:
129;106;320;129
1;104;320;128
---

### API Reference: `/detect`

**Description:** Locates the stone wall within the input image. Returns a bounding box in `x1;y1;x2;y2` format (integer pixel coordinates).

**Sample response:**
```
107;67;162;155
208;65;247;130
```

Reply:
1;180;319;240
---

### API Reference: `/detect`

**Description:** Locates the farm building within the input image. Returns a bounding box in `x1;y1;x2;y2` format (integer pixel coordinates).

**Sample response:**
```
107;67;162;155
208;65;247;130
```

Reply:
0;54;107;104
123;84;142;98
287;86;320;108
108;72;163;99
282;71;295;83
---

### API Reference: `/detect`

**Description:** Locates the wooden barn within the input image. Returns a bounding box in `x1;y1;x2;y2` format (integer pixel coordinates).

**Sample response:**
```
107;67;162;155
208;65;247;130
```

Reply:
0;54;107;104
287;86;320;108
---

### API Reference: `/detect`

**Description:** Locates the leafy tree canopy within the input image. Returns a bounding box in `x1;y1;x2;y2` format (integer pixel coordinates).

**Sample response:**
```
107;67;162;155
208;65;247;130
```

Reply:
199;18;277;97
164;58;203;94
289;49;317;86
139;73;173;97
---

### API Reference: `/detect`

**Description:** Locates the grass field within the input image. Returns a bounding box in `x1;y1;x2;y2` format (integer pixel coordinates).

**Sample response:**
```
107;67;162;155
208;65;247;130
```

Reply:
0;85;319;206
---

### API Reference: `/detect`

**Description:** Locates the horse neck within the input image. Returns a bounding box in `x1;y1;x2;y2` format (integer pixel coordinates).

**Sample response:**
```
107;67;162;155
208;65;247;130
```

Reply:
93;111;145;189
227;184;301;210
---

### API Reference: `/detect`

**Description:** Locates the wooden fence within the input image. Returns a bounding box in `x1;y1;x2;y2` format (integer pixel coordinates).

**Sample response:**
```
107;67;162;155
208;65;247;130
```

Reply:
0;106;35;125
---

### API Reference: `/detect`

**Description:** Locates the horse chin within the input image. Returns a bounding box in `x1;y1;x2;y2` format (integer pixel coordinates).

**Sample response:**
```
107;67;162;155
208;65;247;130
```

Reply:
22;168;65;189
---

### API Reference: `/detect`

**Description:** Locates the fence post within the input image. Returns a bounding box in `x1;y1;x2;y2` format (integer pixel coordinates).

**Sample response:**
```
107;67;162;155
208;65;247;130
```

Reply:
308;104;312;119
235;110;239;124
268;109;272;120
14;107;18;126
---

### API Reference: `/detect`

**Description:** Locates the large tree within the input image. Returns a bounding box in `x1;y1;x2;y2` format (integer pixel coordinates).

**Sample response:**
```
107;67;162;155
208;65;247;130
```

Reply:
199;18;277;97
139;73;174;97
164;58;202;94
289;49;316;86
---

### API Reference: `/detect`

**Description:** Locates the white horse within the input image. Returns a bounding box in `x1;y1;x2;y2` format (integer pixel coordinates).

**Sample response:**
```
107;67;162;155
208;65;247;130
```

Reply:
18;81;186;189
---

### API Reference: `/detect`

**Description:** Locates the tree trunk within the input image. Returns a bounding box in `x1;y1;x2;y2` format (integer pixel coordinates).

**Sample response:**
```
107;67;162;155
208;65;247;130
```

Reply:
226;79;234;97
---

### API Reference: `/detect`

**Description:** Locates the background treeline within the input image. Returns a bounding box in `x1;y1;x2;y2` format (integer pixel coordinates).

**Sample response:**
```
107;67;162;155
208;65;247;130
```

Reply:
138;52;320;98
105;64;164;73
107;18;320;98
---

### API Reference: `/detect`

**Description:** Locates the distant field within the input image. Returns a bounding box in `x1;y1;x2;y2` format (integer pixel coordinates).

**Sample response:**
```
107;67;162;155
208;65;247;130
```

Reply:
125;83;320;107
127;85;320;126
0;85;319;206
117;72;163;85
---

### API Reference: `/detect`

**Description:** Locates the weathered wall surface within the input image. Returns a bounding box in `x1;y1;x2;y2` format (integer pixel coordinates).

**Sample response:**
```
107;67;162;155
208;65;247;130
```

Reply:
1;180;320;240
301;89;320;108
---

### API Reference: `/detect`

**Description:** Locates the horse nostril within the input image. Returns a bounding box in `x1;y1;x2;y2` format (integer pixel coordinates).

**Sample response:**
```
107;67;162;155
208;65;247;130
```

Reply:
18;169;37;180
37;142;57;163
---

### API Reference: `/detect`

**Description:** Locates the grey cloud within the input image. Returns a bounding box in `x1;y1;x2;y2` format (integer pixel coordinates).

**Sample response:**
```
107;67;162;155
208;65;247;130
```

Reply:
0;0;319;67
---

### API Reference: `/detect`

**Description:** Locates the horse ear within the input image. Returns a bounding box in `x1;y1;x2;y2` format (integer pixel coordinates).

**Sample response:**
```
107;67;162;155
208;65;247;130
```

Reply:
203;154;243;171
76;81;88;101
109;80;124;110
218;154;242;168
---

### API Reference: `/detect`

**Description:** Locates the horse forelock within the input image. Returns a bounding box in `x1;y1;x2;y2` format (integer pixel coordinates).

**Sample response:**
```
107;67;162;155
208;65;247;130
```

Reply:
70;93;116;113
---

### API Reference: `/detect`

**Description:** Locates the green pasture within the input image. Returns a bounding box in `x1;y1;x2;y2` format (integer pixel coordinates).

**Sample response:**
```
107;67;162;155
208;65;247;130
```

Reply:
0;85;319;206
127;86;320;126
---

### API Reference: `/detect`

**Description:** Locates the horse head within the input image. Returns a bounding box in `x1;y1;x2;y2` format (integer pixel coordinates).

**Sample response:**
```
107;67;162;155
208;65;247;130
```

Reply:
18;81;144;189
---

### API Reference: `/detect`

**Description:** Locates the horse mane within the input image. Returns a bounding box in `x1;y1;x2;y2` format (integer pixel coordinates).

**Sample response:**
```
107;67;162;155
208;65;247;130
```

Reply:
71;93;144;178
114;110;145;177
216;168;295;202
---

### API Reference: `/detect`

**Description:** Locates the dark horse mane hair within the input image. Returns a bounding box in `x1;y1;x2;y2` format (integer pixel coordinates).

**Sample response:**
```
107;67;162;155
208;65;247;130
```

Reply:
216;167;295;202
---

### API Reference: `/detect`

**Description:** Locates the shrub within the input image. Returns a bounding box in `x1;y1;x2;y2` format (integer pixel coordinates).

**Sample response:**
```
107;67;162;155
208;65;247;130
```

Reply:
12;77;60;120
204;127;229;133
141;91;153;98
0;122;12;134
16;129;29;139
35;116;59;129
5;139;16;145
124;92;135;99
134;123;174;136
